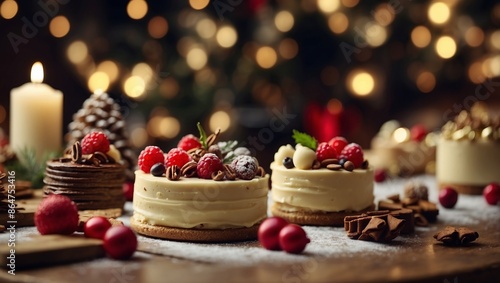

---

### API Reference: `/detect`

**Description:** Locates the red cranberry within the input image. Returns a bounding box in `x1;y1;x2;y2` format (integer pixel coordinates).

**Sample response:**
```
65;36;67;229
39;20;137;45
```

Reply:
483;183;500;205
123;182;134;201
103;226;138;260
84;216;112;240
278;224;310;254
374;169;387;183
439;187;458;208
258;217;288;250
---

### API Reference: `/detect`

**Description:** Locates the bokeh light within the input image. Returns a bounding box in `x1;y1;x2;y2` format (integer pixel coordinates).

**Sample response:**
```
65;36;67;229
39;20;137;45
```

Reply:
416;71;436;93
365;23;387;47
196;18;216;39
132;63;154;84
1;0;17;19
186;47;208;70
374;4;395;26
348;71;375;96
341;0;359;8
97;61;119;83
216;26;238;48
88;72;110;93
328;12;349;34
490;30;500;50
428;2;450;25
275;11;295;33
124;76;146;99
159;117;181;139
209;110;231;133
411;26;431;48
393;127;410;143
148;16;168;39
67;41;88;64
159;77;180;99
468;61;486;84
464;26;484;47
49;16;70;38
278;38;299;60
127;0;148;20
256;46;278;69
130;127;148;148
318;0;340;13
189;0;210;10
435;36;457;59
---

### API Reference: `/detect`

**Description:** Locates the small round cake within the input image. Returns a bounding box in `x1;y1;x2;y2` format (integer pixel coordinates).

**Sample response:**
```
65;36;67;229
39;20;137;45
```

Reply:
131;127;269;242
43;134;125;215
437;103;500;194
271;132;374;226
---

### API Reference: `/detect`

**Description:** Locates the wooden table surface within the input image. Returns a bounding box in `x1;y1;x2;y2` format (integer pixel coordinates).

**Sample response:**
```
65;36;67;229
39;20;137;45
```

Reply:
1;176;499;283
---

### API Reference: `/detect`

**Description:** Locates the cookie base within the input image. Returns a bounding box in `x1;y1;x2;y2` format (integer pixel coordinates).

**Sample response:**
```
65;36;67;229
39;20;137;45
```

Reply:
438;182;484;195
271;203;376;226
130;216;260;242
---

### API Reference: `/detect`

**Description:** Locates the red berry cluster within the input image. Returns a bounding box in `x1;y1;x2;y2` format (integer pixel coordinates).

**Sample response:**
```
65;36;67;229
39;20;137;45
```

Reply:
258;217;310;254
35;195;137;260
138;132;260;181
314;136;366;169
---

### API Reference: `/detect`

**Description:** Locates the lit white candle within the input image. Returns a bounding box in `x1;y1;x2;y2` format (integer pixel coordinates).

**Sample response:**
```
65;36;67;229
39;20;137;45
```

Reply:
10;62;63;163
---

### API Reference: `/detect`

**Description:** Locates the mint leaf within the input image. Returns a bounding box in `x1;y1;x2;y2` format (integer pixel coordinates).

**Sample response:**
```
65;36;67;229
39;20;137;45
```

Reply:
197;122;208;149
292;129;317;150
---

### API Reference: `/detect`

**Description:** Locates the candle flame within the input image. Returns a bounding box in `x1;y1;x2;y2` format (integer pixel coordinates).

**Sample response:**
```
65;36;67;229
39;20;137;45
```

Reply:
31;62;44;83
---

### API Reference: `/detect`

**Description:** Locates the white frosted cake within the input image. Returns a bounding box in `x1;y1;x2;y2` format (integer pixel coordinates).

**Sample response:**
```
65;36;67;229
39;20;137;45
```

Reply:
271;132;374;226
437;103;500;194
131;126;269;242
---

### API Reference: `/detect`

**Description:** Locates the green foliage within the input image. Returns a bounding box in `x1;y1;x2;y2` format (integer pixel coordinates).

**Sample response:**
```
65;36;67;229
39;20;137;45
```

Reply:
292;129;317;150
5;147;59;188
197;122;208;150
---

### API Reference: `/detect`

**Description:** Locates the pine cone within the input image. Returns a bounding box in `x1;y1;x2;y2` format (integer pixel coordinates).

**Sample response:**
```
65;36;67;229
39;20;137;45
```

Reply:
65;93;136;181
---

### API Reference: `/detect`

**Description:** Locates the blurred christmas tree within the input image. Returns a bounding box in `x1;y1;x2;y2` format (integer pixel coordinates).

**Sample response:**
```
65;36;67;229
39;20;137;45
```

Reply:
2;0;500;161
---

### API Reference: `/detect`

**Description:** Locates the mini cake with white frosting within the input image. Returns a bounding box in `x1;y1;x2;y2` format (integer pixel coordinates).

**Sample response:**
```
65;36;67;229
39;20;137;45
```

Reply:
437;103;500;194
131;125;269;242
271;131;374;226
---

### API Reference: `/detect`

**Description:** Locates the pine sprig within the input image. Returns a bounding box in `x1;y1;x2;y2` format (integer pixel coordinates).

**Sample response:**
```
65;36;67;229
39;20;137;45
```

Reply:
292;129;317;150
5;147;59;188
197;122;208;149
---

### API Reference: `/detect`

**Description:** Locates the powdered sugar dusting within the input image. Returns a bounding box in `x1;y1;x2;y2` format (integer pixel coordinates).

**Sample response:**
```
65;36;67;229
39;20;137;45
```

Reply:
1;175;498;268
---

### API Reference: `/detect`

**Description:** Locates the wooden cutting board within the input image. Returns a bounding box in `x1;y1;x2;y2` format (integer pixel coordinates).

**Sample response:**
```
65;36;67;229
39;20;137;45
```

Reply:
0;234;104;270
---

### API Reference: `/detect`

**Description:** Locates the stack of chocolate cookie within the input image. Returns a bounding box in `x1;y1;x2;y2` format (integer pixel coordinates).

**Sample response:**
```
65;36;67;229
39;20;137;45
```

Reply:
43;143;125;214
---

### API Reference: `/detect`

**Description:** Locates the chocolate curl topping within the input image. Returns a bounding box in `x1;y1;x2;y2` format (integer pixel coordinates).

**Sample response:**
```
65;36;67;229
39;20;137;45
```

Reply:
434;226;479;246
71;141;82;163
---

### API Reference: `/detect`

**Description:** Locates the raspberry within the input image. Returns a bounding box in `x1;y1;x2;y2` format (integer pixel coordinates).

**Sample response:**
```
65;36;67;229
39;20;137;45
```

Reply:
339;143;364;168
328;136;348;155
315;142;337;162
35;195;79;235
81;132;110;154
138;146;165;173
177;134;201;151
165;148;191;168
196;153;223;179
231;155;258;180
